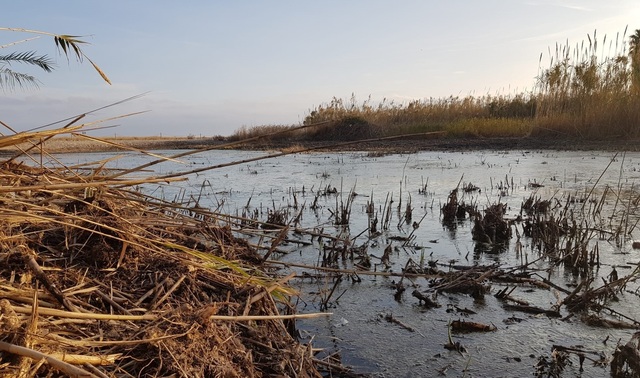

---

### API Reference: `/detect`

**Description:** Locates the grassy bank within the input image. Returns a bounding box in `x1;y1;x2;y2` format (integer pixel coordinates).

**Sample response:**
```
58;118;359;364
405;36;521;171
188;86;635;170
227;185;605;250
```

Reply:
230;28;640;143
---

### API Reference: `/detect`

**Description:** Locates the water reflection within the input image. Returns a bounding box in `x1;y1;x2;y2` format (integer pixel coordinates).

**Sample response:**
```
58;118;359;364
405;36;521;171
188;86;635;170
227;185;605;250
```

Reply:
45;148;640;377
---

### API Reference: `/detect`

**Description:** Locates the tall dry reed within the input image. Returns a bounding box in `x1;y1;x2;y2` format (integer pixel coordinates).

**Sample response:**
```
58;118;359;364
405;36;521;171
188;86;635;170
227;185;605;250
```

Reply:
534;28;640;138
231;27;640;142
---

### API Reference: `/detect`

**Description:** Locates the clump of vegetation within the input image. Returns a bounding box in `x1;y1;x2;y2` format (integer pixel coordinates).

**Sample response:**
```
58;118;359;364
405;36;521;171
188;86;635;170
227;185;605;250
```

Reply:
303;115;375;141
301;93;525;138
226;124;294;142
0;137;327;377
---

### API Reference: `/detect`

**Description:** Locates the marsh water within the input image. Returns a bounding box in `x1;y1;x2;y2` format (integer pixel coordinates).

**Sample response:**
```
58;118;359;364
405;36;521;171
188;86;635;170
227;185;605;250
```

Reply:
51;148;640;377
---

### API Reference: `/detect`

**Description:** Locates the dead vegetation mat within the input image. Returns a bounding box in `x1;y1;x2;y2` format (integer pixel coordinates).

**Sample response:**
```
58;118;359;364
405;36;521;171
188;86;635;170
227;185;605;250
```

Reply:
0;149;323;377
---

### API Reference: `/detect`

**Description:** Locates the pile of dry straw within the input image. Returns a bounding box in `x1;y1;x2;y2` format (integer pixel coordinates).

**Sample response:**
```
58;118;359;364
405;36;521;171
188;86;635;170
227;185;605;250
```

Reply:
0;127;327;377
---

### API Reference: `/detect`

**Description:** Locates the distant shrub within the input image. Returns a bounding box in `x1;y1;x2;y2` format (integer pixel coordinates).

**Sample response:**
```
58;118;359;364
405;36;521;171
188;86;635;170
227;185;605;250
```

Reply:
303;116;375;141
227;124;295;142
487;96;536;118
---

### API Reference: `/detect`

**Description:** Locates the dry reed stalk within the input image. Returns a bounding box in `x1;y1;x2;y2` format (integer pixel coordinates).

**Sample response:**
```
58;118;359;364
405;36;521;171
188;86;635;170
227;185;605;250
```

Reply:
0;125;83;149
108;120;333;179
130;131;446;180
41;330;194;347
0;126;328;377
266;259;442;279
0;176;186;193
0;341;99;378
46;353;121;366
208;313;331;321
10;306;155;321
71;132;185;163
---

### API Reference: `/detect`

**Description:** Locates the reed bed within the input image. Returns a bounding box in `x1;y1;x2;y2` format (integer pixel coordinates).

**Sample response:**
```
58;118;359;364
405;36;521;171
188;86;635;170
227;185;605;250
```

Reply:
0;128;330;377
232;94;535;142
231;28;640;143
535;28;640;137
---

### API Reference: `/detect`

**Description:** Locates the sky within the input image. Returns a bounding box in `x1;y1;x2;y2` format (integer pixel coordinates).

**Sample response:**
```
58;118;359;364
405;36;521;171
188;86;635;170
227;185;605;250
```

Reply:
1;1;639;137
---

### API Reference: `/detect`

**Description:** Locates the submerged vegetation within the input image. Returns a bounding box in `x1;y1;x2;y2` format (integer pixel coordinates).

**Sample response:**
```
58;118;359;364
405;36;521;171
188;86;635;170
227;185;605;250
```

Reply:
231;27;640;143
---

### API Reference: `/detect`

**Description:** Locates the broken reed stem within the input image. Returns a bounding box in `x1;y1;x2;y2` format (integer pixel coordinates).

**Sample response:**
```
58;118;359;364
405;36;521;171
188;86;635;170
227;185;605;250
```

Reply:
47;353;121;366
247;272;297;308
0;340;98;378
134;275;171;307
44;329;194;347
108;120;336;179
24;253;77;312
93;289;133;316
580;152;618;213
382;192;392;230
10;306;156;321
261;226;290;263
151;275;186;310
10;304;329;322
0;176;186;193
321;274;343;310
82;363;112;378
72;132;184;163
403;211;428;246
208;313;332;321
266;259;440;278
152;131;446;180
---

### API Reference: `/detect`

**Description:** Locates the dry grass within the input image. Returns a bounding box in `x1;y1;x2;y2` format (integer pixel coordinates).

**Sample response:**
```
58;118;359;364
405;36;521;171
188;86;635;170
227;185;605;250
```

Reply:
227;124;295;142
230;93;538;142
0;125;328;377
231;28;640;143
534;28;640;138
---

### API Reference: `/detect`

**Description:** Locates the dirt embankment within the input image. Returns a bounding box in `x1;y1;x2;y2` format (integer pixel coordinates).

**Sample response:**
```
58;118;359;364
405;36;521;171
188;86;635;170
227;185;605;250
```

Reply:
3;135;640;154
233;136;640;153
0;137;224;154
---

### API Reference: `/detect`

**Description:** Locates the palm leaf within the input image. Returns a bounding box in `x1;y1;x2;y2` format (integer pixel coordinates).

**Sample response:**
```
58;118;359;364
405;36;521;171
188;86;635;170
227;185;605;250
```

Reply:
0;67;39;89
0;28;111;85
0;51;54;72
54;35;86;62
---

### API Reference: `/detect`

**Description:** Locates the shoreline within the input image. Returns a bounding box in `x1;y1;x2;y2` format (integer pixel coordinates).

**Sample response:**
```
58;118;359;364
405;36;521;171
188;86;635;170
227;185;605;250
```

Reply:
2;135;640;154
0;136;224;154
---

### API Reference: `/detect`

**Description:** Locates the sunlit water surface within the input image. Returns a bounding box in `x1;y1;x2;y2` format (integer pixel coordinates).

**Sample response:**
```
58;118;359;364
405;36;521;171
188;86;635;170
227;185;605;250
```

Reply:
48;148;640;378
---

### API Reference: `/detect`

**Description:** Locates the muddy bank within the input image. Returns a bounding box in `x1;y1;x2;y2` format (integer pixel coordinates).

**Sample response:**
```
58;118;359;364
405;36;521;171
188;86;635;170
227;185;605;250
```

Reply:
3;135;640;154
239;135;640;153
0;136;225;154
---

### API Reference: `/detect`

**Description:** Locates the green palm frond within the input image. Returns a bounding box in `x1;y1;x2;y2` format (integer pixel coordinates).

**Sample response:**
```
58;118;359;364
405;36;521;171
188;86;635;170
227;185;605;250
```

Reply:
0;67;39;89
0;51;54;72
0;27;111;85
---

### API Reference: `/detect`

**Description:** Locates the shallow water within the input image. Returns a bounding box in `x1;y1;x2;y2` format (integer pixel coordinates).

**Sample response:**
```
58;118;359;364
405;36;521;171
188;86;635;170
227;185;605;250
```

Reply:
49;148;640;377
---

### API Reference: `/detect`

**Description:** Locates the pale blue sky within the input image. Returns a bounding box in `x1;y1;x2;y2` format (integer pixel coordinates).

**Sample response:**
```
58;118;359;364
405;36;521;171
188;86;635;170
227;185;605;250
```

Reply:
1;1;639;136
